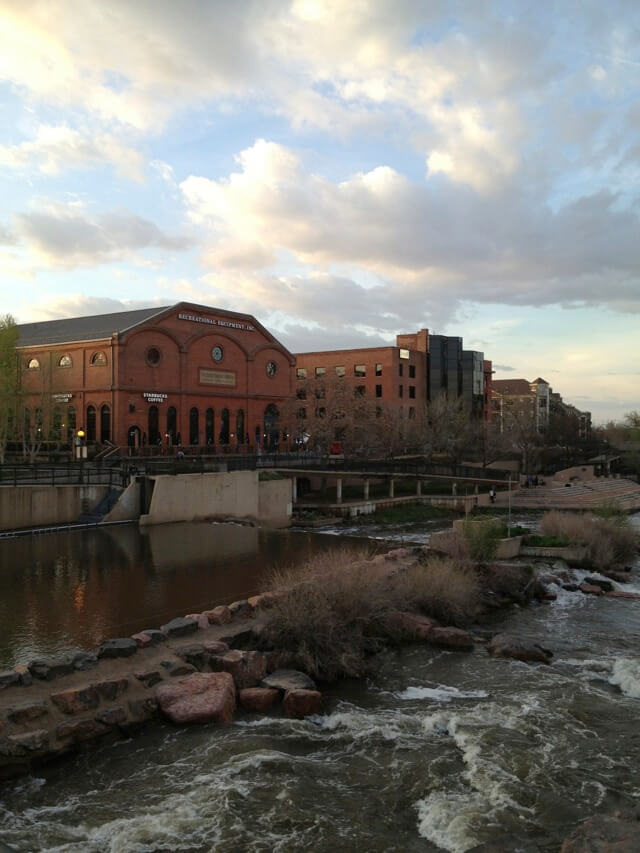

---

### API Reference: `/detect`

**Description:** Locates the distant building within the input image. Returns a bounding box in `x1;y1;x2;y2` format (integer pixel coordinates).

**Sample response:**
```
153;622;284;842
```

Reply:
14;302;294;450
492;376;589;437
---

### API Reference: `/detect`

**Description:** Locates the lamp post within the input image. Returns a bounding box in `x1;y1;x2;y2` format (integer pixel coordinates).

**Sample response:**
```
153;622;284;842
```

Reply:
75;429;86;460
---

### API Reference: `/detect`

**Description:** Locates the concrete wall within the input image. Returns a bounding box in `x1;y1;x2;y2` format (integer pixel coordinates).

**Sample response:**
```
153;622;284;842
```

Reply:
139;470;291;526
0;485;109;531
103;479;140;522
258;479;292;528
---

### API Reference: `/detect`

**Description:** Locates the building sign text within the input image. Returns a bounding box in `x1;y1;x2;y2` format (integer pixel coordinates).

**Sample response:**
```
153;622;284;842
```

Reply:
199;368;236;387
143;392;168;403
178;312;255;332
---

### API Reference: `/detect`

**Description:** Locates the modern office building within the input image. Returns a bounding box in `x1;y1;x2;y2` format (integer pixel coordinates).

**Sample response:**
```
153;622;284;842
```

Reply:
15;302;294;449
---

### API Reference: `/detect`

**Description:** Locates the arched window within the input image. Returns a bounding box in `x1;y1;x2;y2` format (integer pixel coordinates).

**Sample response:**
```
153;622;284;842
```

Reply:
57;354;72;368
148;406;159;446
100;405;111;442
264;404;280;451
205;408;214;445
67;406;76;441
51;407;63;440
86;405;96;441
236;409;245;445
167;407;177;443
189;407;199;445
90;351;107;366
27;358;40;370
219;408;230;444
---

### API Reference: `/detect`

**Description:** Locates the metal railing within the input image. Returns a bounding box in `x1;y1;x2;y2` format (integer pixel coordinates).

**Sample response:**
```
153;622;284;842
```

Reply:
0;463;128;488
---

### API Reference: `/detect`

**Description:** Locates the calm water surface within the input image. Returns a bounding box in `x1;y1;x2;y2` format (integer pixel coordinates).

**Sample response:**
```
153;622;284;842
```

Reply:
0;522;377;669
1;515;639;852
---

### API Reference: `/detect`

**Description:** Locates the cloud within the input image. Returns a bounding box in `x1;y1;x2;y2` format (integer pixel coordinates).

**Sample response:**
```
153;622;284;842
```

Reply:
0;125;145;181
23;295;169;323
0;224;16;244
14;203;192;267
180;139;640;332
493;364;516;372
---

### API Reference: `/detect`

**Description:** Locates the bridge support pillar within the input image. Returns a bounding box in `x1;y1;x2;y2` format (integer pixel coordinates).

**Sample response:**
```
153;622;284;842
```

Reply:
363;479;369;500
416;479;422;496
292;476;297;502
336;478;343;504
389;478;394;498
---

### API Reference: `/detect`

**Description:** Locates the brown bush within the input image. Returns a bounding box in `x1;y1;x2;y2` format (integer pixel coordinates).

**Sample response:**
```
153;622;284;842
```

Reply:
393;557;480;625
262;547;481;681
540;510;639;570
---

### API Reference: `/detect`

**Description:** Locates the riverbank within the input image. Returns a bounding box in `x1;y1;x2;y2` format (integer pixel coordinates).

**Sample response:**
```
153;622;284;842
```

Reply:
2;514;640;851
2;529;638;782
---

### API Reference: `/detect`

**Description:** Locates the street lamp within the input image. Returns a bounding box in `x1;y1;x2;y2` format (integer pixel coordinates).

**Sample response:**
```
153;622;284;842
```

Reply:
75;429;86;460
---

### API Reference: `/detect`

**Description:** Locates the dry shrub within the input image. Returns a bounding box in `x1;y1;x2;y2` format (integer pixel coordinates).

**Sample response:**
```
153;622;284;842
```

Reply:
263;547;481;681
264;547;392;681
540;510;639;570
393;556;480;625
430;529;471;561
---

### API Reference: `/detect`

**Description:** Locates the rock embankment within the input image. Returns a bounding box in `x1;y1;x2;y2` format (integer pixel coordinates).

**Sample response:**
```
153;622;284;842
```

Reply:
0;596;318;780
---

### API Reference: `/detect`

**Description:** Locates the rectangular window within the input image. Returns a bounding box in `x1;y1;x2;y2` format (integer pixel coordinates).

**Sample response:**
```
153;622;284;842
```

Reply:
409;407;416;419
409;386;416;399
315;366;326;377
399;385;403;397
354;386;366;397
296;368;307;379
399;348;410;359
399;364;403;376
409;364;416;378
296;388;307;400
375;363;382;376
335;365;345;377
375;384;382;398
297;407;306;419
354;364;366;377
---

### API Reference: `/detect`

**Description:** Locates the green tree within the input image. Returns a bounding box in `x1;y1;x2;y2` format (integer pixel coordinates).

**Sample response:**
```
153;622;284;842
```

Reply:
0;314;19;463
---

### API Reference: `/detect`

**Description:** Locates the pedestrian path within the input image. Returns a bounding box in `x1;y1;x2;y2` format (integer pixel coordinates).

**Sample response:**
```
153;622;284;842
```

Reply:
495;477;640;511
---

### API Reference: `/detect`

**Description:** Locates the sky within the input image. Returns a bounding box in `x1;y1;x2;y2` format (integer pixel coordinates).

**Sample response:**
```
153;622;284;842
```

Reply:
0;1;639;424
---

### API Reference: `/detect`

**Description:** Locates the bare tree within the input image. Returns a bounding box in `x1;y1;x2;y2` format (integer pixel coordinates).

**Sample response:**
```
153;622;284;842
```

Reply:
0;314;19;463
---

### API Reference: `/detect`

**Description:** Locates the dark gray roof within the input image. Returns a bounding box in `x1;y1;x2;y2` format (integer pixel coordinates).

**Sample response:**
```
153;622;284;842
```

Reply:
17;306;171;347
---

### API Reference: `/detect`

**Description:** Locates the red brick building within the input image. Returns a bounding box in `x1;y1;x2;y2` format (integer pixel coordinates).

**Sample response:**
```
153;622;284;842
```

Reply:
295;332;429;420
16;303;294;450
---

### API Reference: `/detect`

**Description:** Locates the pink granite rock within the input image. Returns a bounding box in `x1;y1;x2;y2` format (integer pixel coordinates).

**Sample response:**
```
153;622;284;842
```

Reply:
132;632;154;647
155;672;236;725
239;687;280;712
384;611;439;640
185;613;210;630
203;606;232;625
428;626;475;650
580;583;603;596
283;688;322;718
216;650;267;689
51;686;100;715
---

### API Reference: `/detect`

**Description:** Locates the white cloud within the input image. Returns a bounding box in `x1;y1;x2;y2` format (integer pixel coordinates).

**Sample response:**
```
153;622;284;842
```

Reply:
14;202;192;268
0;125;145;182
180;139;640;333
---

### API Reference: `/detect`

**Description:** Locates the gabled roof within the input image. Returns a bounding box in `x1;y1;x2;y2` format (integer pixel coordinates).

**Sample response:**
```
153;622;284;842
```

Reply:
491;378;532;395
17;306;171;347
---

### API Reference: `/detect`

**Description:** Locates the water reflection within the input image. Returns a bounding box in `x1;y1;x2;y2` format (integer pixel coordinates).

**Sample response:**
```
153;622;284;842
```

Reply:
0;522;374;669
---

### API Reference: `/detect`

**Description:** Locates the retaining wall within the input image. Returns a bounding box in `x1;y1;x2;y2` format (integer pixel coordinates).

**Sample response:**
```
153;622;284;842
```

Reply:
0;486;109;531
140;471;291;527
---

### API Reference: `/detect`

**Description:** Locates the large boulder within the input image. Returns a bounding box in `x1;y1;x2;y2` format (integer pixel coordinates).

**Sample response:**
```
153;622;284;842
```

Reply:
487;633;553;665
283;689;322;718
428;626;475;650
261;669;317;693
560;808;640;852
155;672;236;725
383;611;439;640
239;687;280;712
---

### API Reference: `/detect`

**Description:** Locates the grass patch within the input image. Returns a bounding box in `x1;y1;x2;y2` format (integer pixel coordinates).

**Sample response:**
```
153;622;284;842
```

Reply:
259;471;284;481
262;547;480;681
540;510;639;570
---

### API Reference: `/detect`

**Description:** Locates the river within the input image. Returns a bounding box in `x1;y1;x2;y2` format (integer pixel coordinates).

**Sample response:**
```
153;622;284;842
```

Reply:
1;515;639;852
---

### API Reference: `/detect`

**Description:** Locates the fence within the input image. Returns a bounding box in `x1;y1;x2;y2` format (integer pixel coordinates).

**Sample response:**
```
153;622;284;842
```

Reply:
0;464;128;489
